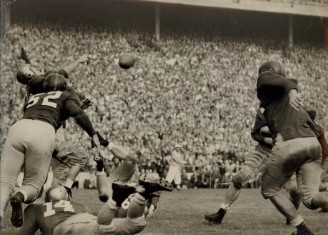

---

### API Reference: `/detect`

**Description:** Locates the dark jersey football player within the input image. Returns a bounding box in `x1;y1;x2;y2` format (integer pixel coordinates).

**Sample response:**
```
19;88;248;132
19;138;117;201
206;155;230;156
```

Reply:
0;74;102;228
257;61;327;235
15;56;107;198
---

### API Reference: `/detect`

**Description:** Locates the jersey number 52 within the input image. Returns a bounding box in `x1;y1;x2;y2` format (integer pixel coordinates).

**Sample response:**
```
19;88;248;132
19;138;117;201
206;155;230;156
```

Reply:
26;91;62;109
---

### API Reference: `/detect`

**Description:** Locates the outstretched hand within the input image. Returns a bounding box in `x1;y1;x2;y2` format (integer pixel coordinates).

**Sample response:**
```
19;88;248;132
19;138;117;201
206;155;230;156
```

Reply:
78;54;91;64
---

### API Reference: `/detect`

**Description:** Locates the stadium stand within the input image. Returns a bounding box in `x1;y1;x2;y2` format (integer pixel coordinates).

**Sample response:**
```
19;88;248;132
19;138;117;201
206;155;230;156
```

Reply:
0;0;327;187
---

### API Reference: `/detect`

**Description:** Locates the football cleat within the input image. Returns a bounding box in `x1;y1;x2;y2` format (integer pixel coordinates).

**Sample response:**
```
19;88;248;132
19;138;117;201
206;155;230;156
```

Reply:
204;208;226;224
139;173;173;197
112;182;136;207
10;192;24;227
292;223;315;235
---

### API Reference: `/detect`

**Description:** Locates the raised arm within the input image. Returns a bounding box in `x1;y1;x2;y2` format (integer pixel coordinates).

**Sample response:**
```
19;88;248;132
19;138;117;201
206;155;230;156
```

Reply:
61;54;91;75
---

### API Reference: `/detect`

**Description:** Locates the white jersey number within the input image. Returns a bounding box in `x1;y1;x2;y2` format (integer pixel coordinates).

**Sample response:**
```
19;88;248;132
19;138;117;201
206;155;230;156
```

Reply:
121;194;135;210
43;200;75;217
26;91;62;109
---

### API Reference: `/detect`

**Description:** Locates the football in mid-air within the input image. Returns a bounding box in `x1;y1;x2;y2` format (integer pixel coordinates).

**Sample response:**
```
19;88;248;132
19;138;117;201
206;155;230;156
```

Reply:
118;53;136;69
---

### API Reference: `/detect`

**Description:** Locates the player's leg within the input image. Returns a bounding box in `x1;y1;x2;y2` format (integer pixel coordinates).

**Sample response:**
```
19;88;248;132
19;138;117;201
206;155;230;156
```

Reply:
99;174;172;235
173;167;182;190
11;120;56;227
18;125;55;202
98;154;137;201
205;145;270;224
297;160;328;210
51;157;70;187
98;192;148;234
261;149;301;226
165;165;179;184
64;144;88;190
263;137;321;234
283;174;301;225
53;129;87;189
262;167;305;232
110;155;137;183
51;129;69;187
97;181;136;228
125;193;148;232
0;124;25;221
52;144;88;198
292;137;328;210
284;174;301;209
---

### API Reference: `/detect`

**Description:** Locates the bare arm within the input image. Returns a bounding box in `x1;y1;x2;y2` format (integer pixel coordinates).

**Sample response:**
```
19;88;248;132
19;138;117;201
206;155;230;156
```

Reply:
61;54;91;74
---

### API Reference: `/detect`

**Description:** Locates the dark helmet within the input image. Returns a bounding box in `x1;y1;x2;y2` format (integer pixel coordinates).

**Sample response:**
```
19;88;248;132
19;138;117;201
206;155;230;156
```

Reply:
258;61;286;77
43;74;67;92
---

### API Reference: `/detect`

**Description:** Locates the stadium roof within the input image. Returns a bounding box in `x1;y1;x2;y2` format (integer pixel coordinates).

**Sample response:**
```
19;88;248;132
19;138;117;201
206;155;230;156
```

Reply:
139;0;328;17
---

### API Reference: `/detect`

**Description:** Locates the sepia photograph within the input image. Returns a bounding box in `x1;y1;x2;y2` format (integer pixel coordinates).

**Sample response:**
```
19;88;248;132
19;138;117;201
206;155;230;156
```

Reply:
0;0;327;234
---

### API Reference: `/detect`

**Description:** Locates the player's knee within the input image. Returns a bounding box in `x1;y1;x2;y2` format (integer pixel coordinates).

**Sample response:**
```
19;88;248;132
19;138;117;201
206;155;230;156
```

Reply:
232;171;250;189
127;217;147;234
232;179;243;189
260;187;273;199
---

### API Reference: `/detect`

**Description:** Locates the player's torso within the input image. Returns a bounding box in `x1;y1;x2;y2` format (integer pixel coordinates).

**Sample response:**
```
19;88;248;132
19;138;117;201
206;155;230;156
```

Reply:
264;95;317;140
23;91;70;129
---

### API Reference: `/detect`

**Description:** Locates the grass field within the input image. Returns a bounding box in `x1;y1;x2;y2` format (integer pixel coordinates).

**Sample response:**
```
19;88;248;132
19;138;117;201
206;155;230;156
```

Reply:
2;188;327;235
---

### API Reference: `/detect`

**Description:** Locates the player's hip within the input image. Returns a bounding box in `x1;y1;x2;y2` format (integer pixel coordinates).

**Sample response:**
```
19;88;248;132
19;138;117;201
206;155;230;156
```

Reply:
272;136;321;161
8;119;56;148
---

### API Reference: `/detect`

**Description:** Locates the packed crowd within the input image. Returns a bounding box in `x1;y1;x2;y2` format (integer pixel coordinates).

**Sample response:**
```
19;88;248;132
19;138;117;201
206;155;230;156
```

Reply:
0;4;327;187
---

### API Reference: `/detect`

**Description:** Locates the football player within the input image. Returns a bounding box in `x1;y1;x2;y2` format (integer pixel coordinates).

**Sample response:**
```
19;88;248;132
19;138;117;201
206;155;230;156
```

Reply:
205;70;301;224
17;174;172;235
95;147;162;217
16;54;90;87
257;61;328;235
205;105;328;225
16;55;106;197
0;74;102;228
96;173;172;235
